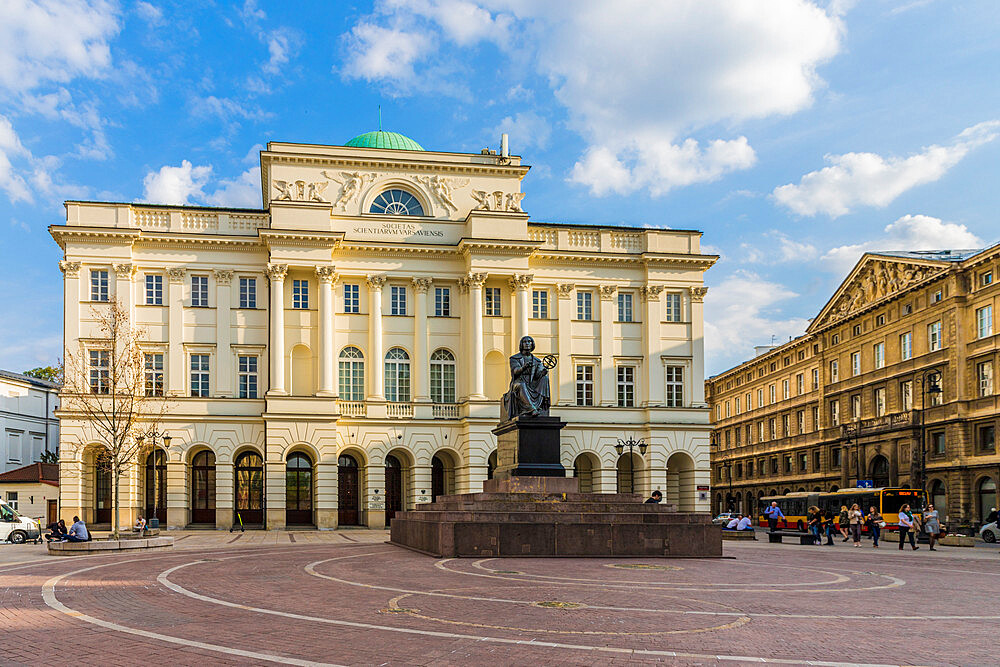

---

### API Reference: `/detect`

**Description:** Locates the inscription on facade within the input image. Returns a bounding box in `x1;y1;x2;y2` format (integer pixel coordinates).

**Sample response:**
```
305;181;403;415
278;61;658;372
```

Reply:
349;221;447;242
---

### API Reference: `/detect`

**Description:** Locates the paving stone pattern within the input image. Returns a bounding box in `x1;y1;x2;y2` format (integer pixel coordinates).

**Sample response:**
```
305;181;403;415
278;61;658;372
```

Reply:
0;530;996;666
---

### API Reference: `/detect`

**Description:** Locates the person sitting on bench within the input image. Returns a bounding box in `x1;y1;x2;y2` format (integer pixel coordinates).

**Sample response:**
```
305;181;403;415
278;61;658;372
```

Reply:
725;516;740;529
64;516;89;543
736;514;754;531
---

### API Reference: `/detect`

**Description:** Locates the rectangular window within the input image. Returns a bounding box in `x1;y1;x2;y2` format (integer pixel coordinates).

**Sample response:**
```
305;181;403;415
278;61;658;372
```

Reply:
89;350;109;394
782;379;789;400
851;352;861;376
90;269;109;302
293;279;310;309
876;314;885;327
811;368;819;390
770;457;778;474
390;285;406;315
811;406;818;431
928;321;942;351
830;400;840;426
725;401;731;418
781;414;789;437
769;418;776;440
5;491;16;510
734;396;741;415
901;380;913;411
758;422;764;443
797;410;805;434
617;291;634;322
831;446;842;468
981;271;993;287
874;387;886;417
145;274;163;305
853;324;862;336
900;332;912;360
576;291;592;320
616;366;635;407
745;392;751;412
977;361;994;397
531;289;548;319
239;277;257;309
799;452;807;472
435;287;451;317
485;287;502;317
665;365;684;407
851;394;861;420
874;342;885;369
796;373;804;395
344;284;360;313
735;427;742;446
932;290;942;303
784;456;792;474
575;364;594;406
757;388;763;407
977;305;993;339
979;424;996;452
191;275;209;307
769;384;775;403
665;293;682;322
831;333;840;345
830;360;839;382
931;431;946;456
902;303;913;315
190;354;210;397
813;450;820;470
6;432;21;464
238;355;258;399
143;353;164;397
430;353;456;403
745;425;752;444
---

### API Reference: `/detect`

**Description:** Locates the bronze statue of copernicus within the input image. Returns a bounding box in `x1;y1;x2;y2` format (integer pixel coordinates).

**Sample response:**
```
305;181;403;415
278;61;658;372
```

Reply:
502;336;552;420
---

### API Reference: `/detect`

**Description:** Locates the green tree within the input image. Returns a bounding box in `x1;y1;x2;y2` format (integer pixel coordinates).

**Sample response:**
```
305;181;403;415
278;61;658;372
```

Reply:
23;365;63;384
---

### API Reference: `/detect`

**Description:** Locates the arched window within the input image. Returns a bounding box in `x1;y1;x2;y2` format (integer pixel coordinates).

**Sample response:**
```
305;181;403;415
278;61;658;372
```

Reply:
385;347;410;402
285;452;313;526
339;347;365;401
430;349;456;403
370;189;424;216
144;449;167;524
191;450;216;525
234;451;264;525
929;479;946;513
978;477;997;523
870;455;890;487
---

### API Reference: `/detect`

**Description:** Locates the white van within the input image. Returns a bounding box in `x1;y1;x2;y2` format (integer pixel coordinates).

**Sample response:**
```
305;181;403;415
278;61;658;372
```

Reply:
0;501;40;544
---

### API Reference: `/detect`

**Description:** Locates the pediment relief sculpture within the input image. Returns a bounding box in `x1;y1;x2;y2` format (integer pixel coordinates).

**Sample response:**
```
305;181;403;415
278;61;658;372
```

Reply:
415;175;469;214
322;171;378;209
273;179;329;203
823;260;944;325
471;189;526;213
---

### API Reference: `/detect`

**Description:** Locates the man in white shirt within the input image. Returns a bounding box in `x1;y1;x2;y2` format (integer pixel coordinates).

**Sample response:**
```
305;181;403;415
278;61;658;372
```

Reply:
736;515;753;531
725;516;740;529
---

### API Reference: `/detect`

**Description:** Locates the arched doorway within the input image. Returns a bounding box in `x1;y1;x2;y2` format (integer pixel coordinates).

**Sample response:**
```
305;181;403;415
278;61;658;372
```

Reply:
94;452;112;525
191;450;216;525
431;452;456;500
385;454;402;524
666;452;695;511
573;453;597;493
870;455;890;488
617;453;642;494
338;454;360;526
978;477;997;524
144;449;167;525
285;452;313;526
234;451;264;527
929;479;946;514
486;450;497;480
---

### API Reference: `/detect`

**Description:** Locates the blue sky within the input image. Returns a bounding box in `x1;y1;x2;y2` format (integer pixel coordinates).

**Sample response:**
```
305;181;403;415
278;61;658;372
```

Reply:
1;0;998;376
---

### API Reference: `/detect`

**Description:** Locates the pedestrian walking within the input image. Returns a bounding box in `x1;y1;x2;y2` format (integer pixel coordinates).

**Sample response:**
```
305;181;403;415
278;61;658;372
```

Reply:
897;503;919;550
807;506;822;545
838;505;850;542
848;503;864;547
923;504;942;551
867;506;884;548
764;501;784;532
818;508;834;545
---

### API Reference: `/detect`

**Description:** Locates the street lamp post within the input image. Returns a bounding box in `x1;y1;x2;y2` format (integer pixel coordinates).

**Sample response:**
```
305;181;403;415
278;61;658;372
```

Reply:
614;436;647;494
916;369;943;499
136;429;171;529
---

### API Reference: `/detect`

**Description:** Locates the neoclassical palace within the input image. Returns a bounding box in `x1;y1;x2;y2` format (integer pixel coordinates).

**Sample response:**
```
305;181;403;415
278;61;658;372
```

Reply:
51;131;716;530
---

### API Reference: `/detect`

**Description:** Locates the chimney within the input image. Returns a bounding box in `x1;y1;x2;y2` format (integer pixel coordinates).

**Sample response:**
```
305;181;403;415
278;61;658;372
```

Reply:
500;133;509;158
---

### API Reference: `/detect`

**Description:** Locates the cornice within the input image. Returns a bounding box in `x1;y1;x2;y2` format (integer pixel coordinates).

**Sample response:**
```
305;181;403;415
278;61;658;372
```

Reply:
262;153;529;179
137;233;264;250
337;242;460;257
49;226;141;249
258;229;344;249
532;251;642;265
459;238;538;257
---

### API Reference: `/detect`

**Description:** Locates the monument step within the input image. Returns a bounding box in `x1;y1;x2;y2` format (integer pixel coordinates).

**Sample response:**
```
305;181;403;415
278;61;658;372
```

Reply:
394;510;708;524
428;491;651;503
414;501;680;513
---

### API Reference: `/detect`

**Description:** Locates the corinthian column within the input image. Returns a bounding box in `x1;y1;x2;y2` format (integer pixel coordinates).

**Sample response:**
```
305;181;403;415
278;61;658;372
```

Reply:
690;286;709;407
509;274;533;345
412;277;433;402
266;264;288;395
463;272;488;399
367;275;386;400
316;266;336;396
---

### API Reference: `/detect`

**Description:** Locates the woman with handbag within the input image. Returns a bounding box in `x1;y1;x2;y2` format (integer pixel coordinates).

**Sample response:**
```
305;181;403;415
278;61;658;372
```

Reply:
838;505;850;542
807;506;822;545
848;503;864;547
898;503;919;550
867;506;885;548
923;503;942;551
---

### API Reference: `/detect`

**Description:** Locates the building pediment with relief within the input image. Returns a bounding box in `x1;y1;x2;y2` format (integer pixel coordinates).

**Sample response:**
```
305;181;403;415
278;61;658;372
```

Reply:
808;255;949;332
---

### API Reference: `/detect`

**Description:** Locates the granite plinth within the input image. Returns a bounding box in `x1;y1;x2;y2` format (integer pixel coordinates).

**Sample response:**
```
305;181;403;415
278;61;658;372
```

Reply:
491;416;566;478
389;476;722;558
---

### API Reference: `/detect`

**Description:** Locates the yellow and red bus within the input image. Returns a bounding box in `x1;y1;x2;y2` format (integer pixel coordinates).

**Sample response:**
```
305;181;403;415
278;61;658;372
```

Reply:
758;488;924;531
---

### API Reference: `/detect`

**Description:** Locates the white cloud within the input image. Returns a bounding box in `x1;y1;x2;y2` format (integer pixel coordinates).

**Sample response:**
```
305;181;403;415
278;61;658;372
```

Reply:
0;0;120;93
205;167;262;208
135;1;163;24
493;111;550;151
341;23;432;85
141;161;213;205
704;270;810;372
0;115;32;203
773;120;1000;217
741;231;818;264
822;214;986;275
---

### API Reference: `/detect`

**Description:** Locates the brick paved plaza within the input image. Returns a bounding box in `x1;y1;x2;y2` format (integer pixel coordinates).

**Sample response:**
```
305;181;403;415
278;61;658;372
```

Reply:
1;531;996;666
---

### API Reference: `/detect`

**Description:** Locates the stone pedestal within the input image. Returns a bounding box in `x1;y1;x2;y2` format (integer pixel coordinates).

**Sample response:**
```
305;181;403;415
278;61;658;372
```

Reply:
492;416;566;478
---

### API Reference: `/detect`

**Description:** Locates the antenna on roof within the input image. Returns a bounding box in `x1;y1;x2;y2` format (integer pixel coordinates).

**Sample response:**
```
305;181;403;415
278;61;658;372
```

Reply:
378;105;382;131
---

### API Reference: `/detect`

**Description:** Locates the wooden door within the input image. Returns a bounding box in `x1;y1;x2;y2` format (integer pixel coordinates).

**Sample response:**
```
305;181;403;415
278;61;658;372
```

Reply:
338;455;360;526
95;465;112;524
431;456;444;501
285;452;314;526
385;455;402;524
235;452;264;526
47;500;57;525
191;450;216;525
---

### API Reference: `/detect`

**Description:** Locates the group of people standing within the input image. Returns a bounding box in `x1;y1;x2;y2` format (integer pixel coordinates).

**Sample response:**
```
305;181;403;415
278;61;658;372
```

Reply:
762;501;944;550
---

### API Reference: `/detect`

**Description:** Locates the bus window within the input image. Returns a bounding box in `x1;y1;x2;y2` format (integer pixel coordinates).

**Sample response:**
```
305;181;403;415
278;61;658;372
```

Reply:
882;489;924;515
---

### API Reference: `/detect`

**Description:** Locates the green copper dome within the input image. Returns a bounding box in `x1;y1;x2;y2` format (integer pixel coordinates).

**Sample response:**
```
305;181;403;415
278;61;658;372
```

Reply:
344;130;424;151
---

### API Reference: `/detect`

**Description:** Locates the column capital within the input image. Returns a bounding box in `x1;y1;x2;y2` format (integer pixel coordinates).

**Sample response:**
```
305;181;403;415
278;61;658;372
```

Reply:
167;267;186;284
641;284;665;302
59;260;81;277
690;286;708;302
265;264;288;282
508;273;533;292
113;263;135;279
556;283;575;299
599;284;617;301
214;269;234;285
366;274;387;290
315;266;336;283
461;272;488;289
411;277;434;293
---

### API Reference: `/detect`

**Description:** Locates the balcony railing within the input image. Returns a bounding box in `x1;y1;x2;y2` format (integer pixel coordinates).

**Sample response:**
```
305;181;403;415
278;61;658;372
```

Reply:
432;403;460;419
337;400;367;417
386;402;413;418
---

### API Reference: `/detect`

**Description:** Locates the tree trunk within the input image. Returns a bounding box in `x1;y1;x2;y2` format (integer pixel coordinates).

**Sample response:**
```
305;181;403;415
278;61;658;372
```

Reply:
112;467;120;539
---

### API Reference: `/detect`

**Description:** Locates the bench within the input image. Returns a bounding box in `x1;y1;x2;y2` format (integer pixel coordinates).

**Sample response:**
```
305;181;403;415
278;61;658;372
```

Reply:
48;536;174;555
721;530;757;541
767;531;815;545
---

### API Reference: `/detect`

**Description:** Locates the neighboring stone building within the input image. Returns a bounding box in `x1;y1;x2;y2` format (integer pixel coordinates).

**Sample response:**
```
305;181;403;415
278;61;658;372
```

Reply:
0;462;59;524
52;131;717;530
0;370;59;473
708;247;1000;532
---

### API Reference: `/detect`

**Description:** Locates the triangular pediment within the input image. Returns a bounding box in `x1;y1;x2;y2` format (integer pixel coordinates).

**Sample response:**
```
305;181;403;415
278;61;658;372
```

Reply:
807;254;950;332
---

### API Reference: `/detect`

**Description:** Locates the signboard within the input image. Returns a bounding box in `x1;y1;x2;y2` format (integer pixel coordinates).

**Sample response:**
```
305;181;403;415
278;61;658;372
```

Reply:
696;485;710;491
857;479;874;489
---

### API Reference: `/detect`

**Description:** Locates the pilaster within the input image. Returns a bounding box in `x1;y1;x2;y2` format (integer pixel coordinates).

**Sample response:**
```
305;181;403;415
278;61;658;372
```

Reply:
166;267;186;396
367;275;386;400
214;270;234;397
266;264;288;395
599;284;617;406
556;283;574;405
